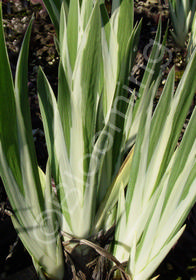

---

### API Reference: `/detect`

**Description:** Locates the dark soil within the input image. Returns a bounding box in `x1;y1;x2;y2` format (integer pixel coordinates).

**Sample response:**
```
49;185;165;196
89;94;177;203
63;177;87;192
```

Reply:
0;0;195;279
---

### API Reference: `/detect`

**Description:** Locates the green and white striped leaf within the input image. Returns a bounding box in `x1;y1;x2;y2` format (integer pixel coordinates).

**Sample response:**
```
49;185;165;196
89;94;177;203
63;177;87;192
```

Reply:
38;68;76;234
113;48;196;280
125;21;165;150
0;6;64;279
95;146;135;230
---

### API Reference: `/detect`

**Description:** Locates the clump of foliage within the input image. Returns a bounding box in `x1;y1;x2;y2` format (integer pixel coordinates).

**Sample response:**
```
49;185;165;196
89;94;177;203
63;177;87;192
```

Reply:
0;1;196;279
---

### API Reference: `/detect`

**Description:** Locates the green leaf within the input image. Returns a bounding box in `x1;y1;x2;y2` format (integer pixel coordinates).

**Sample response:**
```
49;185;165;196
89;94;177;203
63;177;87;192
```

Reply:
95;146;135;230
116;0;134;70
125;83;155;219
38;67;60;183
81;1;102;159
147;67;175;169
153;47;196;187
132;20;163;120
37;67;76;234
125;21;165;150
67;0;79;70
70;0;101;180
0;4;21;188
42;0;65;36
59;1;72;81
57;61;71;157
15;16;45;211
162;106;196;212
80;0;94;30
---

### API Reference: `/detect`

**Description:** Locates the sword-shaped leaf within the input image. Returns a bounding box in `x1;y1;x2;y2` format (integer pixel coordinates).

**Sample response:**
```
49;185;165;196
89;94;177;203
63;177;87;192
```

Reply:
0;6;64;278
42;0;65;36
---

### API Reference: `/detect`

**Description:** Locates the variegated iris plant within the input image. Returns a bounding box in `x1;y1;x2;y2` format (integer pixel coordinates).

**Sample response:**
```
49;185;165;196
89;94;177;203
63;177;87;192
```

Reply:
169;0;196;47
0;0;196;280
